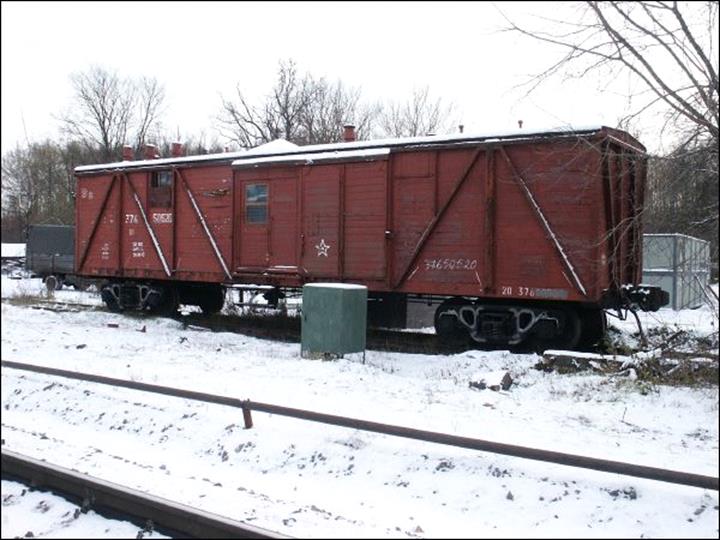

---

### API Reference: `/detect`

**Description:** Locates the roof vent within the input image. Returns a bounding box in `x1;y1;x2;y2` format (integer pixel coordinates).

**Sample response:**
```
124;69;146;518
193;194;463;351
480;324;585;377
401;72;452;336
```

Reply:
171;142;185;157
144;144;159;160
343;124;356;142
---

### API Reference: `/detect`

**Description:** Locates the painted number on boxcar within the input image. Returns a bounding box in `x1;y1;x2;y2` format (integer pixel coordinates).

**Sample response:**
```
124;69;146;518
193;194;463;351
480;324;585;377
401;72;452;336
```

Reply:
501;286;534;296
131;241;145;258
125;213;139;224
152;212;173;224
424;258;477;271
500;286;569;299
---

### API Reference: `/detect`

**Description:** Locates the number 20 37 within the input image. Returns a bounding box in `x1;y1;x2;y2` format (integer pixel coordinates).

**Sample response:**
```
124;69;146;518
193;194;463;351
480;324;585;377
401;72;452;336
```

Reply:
501;286;534;297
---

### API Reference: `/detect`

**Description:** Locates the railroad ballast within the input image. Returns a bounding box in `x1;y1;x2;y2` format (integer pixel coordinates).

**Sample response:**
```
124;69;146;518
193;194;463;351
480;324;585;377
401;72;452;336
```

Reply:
74;125;669;351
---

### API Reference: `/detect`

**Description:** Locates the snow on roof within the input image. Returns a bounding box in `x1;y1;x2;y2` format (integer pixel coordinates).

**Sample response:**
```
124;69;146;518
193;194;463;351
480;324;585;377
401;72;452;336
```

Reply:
251;138;299;153
234;148;390;168
1;243;26;258
75;125;607;174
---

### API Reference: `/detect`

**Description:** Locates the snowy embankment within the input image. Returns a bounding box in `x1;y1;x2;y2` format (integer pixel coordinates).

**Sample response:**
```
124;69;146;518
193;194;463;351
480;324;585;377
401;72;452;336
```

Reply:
1;243;25;258
1;275;718;538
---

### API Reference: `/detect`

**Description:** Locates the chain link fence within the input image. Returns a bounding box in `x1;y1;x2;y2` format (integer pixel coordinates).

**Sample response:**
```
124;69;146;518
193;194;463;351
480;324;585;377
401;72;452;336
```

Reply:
642;234;711;310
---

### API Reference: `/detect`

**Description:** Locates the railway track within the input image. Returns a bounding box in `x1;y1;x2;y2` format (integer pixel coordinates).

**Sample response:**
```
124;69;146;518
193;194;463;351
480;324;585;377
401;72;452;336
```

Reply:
6;296;470;355
173;311;471;355
1;449;288;539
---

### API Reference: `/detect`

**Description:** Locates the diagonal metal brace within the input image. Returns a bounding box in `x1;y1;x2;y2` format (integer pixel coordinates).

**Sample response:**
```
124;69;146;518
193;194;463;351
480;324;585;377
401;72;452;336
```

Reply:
499;146;587;297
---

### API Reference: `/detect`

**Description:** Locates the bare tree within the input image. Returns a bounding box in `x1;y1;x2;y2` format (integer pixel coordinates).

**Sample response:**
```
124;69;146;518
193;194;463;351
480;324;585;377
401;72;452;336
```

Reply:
219;60;311;147
503;1;718;272
134;76;166;152
502;1;718;149
1;141;78;240
219;59;380;147
379;86;455;138
299;77;380;144
60;66;165;162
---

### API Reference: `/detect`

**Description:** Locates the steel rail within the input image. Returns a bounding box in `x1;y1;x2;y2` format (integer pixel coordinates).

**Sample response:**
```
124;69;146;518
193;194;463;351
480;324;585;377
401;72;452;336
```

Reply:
1;449;288;539
2;359;718;492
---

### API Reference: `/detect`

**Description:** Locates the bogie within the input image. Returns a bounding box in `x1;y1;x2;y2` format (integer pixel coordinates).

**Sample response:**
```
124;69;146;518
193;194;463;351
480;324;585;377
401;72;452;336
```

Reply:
99;281;228;316
434;297;584;352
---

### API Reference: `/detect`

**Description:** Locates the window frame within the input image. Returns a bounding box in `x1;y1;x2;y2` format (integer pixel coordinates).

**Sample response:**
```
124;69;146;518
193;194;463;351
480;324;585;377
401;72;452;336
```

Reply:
149;170;173;209
244;182;269;225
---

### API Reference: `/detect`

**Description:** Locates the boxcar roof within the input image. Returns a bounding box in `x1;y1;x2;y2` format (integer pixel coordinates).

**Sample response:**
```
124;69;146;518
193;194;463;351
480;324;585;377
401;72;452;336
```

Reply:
233;147;390;168
75;124;641;175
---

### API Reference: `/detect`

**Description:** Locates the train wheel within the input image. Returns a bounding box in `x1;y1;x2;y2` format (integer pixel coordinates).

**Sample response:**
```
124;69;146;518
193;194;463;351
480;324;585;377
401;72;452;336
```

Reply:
199;285;225;315
577;308;607;351
524;307;581;353
101;286;122;313
154;286;179;316
434;297;471;343
44;275;63;291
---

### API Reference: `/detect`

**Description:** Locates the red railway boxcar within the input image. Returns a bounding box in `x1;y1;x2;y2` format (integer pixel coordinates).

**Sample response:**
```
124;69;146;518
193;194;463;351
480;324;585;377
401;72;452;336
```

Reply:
75;126;668;351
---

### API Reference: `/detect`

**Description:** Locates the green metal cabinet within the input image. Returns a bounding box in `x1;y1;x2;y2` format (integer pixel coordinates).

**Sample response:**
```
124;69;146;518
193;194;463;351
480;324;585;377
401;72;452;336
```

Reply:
301;283;367;358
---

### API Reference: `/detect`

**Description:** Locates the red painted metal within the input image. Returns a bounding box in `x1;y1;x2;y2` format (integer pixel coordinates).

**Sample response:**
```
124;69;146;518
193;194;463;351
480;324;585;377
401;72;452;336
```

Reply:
74;127;647;308
483;148;496;293
143;144;159;160
393;146;483;288
498;146;587;298
171;142;184;157
343;125;356;142
175;167;232;280
76;174;118;274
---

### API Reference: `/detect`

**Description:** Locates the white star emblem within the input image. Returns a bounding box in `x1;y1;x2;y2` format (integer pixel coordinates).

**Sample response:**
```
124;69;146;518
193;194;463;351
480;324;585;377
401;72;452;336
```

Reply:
315;238;330;257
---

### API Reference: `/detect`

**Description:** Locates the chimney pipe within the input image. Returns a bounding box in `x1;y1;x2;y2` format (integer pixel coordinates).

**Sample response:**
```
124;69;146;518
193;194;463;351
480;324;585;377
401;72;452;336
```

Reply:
343;124;356;142
458;124;464;134
518;120;524;129
171;142;184;157
122;145;134;161
143;144;159;160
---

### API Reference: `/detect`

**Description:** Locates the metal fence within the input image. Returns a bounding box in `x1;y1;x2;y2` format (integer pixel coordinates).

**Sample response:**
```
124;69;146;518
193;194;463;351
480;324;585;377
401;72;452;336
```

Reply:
642;234;711;310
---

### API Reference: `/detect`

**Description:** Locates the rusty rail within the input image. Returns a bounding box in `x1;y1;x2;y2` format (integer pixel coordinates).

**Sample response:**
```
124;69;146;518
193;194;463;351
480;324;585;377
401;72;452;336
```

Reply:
2;359;717;491
1;449;286;539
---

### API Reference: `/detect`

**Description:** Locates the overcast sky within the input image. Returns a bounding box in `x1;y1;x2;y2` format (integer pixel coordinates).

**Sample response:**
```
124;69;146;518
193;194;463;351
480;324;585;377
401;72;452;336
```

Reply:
1;1;669;154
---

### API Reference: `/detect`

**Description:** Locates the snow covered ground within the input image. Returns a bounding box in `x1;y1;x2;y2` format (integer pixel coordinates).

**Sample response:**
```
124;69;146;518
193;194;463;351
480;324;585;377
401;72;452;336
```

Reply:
1;479;169;539
1;243;25;258
1;275;718;538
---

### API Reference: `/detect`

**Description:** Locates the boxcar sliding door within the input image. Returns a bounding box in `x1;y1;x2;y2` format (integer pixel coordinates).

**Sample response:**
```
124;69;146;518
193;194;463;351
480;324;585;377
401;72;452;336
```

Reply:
238;170;298;268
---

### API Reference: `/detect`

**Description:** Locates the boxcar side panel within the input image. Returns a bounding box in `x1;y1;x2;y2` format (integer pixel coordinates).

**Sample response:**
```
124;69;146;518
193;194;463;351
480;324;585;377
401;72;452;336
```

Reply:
343;160;387;280
420;149;483;289
497;142;604;301
268;170;299;268
120;172;168;279
174;165;233;282
390;154;437;287
301;164;341;277
76;175;122;277
391;148;485;295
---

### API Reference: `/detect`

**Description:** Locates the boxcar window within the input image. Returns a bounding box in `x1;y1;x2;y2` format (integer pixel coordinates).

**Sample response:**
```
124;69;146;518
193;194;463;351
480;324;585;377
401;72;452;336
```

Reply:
245;183;268;224
150;170;173;208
